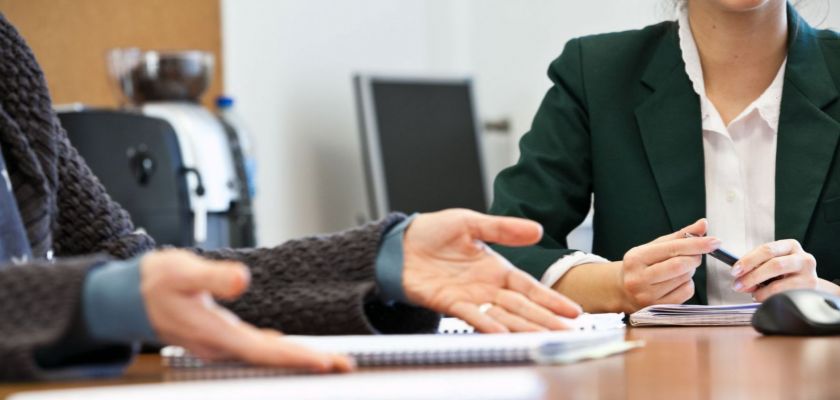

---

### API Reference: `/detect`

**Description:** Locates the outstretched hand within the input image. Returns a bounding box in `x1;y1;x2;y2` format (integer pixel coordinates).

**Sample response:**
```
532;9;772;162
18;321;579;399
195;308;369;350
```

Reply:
401;209;582;333
141;250;354;372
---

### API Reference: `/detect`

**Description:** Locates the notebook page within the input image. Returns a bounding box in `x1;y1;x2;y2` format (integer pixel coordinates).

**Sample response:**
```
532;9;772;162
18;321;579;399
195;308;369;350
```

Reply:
284;329;624;355
438;313;625;334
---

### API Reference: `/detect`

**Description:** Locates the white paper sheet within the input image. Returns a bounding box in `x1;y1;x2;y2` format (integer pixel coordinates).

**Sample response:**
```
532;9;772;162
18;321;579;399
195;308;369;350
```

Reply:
10;368;545;400
438;313;625;334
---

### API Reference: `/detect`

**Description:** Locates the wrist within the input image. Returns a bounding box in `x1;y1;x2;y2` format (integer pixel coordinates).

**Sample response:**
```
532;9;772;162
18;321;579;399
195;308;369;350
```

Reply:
84;257;157;343
374;214;418;305
609;261;638;314
553;261;631;313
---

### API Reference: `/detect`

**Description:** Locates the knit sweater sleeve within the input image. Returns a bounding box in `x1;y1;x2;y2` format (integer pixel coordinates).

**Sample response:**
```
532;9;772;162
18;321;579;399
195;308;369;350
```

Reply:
49;123;438;331
0;256;135;381
197;214;442;336
52;129;156;259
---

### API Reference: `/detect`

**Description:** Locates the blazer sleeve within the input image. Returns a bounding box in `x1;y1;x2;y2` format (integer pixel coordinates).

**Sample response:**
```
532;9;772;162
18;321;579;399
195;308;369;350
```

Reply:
198;214;441;336
489;38;594;279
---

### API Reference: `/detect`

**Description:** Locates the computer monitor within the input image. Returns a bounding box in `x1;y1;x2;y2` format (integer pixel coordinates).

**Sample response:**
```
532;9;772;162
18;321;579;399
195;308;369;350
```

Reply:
354;75;488;220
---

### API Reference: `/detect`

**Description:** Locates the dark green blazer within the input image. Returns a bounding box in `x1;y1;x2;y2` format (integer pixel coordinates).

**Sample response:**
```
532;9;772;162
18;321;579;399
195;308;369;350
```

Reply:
490;7;840;305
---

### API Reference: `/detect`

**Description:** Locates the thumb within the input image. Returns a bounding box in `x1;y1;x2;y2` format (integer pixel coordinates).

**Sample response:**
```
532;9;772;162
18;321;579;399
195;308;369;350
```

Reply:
653;218;708;243
468;214;543;246
177;257;251;300
681;218;708;237
203;262;251;300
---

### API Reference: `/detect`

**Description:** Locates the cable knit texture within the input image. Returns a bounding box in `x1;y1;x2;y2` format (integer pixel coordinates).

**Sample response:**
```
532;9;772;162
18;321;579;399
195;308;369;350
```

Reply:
0;13;438;381
202;222;441;336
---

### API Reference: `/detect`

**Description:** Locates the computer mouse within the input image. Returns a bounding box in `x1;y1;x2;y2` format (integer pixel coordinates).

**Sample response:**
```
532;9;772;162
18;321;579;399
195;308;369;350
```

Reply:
752;289;840;336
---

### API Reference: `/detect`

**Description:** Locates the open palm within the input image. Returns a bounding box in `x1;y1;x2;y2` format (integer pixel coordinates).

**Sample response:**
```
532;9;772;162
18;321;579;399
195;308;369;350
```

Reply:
401;209;582;333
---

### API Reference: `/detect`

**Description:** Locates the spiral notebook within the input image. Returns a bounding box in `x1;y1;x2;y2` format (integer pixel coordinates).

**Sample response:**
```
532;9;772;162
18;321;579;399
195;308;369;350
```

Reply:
438;314;625;334
162;327;630;369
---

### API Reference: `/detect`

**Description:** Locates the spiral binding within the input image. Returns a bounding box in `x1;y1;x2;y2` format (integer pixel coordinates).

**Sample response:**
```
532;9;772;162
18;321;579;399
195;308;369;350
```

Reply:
163;346;532;369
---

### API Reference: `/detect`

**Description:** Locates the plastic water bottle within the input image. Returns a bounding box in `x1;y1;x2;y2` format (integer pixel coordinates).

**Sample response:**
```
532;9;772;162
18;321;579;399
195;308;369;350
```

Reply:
216;96;257;198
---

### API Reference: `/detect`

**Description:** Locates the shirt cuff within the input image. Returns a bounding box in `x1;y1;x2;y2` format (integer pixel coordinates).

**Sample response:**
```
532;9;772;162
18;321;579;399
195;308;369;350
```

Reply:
540;251;611;288
83;257;157;344
375;214;418;305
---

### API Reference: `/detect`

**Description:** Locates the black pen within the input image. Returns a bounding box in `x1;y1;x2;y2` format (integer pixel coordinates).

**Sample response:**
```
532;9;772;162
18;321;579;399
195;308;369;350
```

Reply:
684;233;781;290
684;233;739;266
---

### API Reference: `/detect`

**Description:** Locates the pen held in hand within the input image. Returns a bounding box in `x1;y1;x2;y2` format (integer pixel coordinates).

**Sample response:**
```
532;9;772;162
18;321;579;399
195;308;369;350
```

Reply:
683;233;739;266
683;232;780;290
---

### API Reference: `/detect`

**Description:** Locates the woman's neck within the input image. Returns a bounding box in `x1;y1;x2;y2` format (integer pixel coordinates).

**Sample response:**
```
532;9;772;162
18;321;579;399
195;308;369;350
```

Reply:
687;1;788;125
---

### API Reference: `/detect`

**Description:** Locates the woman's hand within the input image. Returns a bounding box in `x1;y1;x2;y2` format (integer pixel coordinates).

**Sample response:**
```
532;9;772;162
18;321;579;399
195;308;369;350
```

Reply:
401;209;583;333
618;219;721;312
731;240;818;301
141;249;354;372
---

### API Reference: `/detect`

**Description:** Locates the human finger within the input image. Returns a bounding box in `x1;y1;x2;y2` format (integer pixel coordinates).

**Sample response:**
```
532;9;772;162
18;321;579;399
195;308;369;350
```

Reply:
183;342;232;361
733;253;814;292
628;236;720;266
733;240;801;278
644;255;702;284
504;266;582;318
211;320;352;372
649;271;695;300
464;212;543;246
174;257;251;300
449;301;509;333
751;275;817;302
651;219;708;243
493;290;569;330
656;280;696;304
485;305;548;332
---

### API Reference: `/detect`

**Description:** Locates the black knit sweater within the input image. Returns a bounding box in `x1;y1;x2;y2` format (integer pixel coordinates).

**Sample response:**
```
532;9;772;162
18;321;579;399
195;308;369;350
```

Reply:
0;14;439;381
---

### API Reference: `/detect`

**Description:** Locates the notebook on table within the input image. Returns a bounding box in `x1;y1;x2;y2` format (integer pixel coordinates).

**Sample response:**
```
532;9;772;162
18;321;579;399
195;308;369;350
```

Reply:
438;314;625;334
629;303;760;326
163;328;634;369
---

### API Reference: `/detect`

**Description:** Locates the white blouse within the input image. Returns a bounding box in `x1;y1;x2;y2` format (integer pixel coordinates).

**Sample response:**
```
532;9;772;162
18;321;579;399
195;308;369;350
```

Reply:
540;9;787;305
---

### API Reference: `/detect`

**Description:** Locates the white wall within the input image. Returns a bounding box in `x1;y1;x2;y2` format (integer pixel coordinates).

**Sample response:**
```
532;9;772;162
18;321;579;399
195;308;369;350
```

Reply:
222;0;840;246
221;0;448;243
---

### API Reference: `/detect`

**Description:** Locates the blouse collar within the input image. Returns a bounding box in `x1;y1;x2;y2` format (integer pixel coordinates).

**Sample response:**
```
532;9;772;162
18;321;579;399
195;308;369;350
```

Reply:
676;8;786;134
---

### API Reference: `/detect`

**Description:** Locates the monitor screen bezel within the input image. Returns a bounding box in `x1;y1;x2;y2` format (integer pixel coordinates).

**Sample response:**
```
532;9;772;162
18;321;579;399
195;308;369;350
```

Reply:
353;74;489;220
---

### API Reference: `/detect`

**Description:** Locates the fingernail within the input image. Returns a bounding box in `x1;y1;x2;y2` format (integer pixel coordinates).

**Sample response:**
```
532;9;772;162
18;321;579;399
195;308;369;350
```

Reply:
709;238;722;248
733;281;744;292
731;266;742;277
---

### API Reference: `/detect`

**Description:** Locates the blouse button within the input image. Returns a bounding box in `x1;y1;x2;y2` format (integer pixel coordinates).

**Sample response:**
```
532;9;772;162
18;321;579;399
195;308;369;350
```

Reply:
726;190;737;203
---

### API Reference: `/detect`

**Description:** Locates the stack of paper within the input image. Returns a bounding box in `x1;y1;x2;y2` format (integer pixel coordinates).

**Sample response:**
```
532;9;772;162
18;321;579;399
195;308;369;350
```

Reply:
629;303;759;326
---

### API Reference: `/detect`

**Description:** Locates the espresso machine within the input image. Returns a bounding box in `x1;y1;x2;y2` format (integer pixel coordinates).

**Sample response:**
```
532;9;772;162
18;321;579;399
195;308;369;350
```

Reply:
58;49;256;249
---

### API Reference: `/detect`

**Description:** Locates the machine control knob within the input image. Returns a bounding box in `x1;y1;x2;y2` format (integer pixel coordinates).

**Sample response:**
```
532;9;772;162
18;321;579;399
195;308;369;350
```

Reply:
127;145;156;186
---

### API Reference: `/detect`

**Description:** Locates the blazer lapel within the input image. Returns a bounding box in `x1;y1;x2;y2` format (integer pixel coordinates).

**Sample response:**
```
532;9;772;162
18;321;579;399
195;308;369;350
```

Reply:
634;24;706;232
775;9;840;242
634;23;708;304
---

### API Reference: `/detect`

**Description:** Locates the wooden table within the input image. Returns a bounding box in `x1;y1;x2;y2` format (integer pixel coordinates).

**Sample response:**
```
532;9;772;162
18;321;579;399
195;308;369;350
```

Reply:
2;326;840;399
